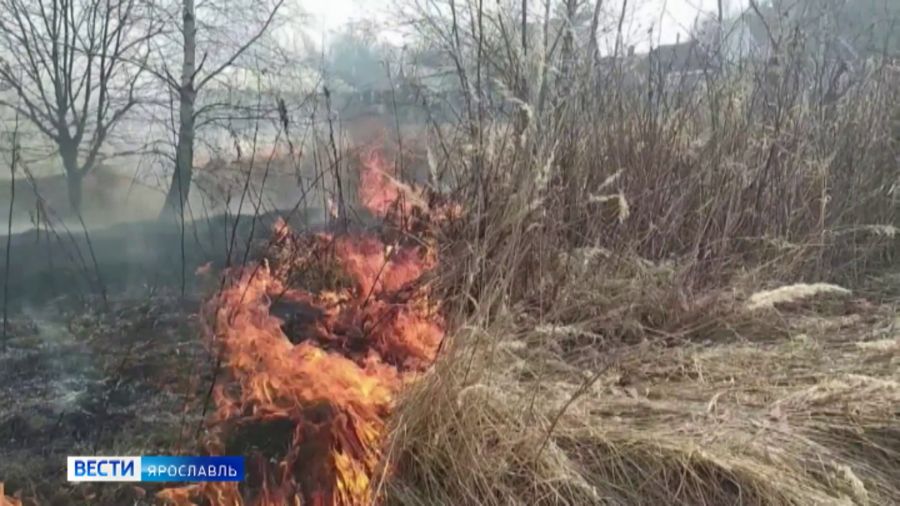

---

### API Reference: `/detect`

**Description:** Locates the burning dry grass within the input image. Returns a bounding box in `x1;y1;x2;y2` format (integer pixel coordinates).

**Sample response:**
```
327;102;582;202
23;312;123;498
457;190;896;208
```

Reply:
383;283;900;506
154;148;455;505
0;483;22;506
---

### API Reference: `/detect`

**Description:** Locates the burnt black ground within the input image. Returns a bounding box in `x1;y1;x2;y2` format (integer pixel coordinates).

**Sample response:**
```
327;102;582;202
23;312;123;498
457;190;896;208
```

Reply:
0;294;210;505
0;211;326;504
0;209;323;308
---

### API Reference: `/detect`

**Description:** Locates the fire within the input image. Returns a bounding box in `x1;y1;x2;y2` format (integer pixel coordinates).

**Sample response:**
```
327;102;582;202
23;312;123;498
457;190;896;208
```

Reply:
159;147;450;505
1;483;23;506
357;148;426;218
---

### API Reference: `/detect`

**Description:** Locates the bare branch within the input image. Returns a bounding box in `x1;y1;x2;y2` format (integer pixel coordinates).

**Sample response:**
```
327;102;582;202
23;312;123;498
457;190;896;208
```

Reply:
195;0;285;91
0;0;157;211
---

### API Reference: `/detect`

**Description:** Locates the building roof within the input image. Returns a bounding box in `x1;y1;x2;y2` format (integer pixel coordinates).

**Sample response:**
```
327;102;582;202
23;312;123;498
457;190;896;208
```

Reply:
649;39;713;73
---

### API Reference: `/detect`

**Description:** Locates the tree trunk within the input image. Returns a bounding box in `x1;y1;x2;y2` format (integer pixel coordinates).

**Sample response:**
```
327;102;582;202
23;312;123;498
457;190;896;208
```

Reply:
66;171;83;215
162;0;197;218
59;143;82;214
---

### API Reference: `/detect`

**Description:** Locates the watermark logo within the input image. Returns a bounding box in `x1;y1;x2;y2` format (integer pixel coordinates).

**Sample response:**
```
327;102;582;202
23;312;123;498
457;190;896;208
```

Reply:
67;456;243;482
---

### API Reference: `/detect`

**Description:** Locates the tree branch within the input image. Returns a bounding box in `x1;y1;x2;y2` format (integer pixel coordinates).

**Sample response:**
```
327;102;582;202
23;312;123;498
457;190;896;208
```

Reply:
195;0;285;91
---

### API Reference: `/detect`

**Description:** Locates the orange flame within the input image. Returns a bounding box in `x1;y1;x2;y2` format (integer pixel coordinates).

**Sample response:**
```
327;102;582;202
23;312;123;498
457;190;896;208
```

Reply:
357;148;426;219
160;147;449;505
0;483;23;506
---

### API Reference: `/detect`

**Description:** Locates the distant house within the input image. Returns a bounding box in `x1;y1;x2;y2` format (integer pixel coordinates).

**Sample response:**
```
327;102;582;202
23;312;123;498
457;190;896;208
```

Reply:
637;4;874;86
648;38;713;84
718;5;875;73
645;11;772;84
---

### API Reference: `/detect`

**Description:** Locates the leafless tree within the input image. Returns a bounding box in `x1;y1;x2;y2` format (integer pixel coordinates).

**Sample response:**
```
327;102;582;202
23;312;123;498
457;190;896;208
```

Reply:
148;0;286;218
0;0;159;213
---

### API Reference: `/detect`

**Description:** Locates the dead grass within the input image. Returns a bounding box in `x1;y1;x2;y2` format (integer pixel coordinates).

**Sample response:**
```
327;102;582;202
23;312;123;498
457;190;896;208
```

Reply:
382;272;899;505
383;3;900;502
746;283;852;311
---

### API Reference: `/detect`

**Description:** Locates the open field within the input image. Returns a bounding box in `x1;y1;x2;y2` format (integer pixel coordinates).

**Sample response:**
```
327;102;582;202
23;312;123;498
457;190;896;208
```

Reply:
1;0;899;504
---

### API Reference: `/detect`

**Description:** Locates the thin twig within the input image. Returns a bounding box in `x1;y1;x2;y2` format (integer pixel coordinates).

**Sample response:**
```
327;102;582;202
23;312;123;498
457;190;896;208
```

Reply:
2;112;19;351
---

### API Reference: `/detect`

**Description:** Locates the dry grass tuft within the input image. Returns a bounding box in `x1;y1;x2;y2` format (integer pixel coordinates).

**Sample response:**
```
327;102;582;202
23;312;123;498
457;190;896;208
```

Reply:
383;290;900;505
746;283;852;311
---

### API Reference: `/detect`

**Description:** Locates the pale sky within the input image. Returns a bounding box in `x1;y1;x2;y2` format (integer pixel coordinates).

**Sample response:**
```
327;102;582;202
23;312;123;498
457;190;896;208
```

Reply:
621;0;748;50
299;0;750;50
301;0;386;33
